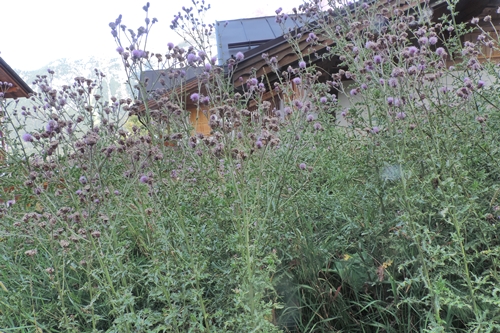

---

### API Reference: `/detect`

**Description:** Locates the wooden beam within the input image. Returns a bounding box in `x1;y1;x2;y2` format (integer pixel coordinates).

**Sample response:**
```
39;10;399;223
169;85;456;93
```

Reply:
5;86;19;94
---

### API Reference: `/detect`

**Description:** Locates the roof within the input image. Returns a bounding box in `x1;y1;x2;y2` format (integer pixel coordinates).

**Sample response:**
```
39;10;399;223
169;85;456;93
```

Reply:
0;57;33;99
215;15;303;64
140;66;204;93
141;0;491;106
230;0;475;83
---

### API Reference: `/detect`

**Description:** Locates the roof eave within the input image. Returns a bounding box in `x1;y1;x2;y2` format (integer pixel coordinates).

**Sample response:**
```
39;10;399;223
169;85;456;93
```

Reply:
0;57;33;99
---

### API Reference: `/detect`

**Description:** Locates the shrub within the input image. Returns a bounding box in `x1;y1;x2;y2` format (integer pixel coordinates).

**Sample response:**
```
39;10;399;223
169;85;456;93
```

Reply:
1;0;500;332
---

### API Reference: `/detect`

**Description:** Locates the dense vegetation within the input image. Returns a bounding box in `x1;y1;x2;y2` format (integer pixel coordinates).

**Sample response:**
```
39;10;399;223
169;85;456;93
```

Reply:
2;0;500;331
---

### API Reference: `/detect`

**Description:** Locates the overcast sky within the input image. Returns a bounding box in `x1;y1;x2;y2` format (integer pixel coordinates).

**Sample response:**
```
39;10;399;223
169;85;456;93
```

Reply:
1;0;306;71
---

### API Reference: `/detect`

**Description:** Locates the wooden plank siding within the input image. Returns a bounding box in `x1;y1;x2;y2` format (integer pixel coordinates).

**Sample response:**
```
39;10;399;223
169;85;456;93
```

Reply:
188;105;211;135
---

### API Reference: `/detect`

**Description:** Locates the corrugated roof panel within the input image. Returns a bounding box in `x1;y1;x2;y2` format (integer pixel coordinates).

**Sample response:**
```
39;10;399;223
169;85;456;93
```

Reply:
140;67;203;93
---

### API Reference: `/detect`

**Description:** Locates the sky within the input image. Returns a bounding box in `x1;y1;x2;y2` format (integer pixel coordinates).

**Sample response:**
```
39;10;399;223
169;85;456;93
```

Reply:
1;0;307;71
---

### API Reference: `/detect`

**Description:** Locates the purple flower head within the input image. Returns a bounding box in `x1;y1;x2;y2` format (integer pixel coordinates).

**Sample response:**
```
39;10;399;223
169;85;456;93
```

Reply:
190;93;200;102
22;133;34;142
292;77;302;85
204;63;212;72
320;96;328;104
471;17;479;25
435;47;447;58
187;53;197;64
389;78;398;88
200;96;210;105
299;163;307;170
387;97;394;105
350;88;358;96
76;189;83;195
116;46;124;54
361;83;368;90
6;199;15;208
168;42;174;50
407;66;418;75
396;112;406;120
468;58;481;71
371;126;380;134
299;60;307;69
293;100;303;109
139;175;150;184
275;7;282;14
255;140;264;149
306;114;314;122
248;78;258;86
477;80;485;89
463;77;473;88
46;120;58;132
313;122;323;131
114;190;121;196
365;41;376;49
456;87;470;99
235;52;244;61
132;49;143;59
373;55;383;64
79;176;87;184
284;106;292;115
379;78;385;86
418;37;429;45
408;46;419;56
341;110;347;117
429;36;438;45
211;56;217;65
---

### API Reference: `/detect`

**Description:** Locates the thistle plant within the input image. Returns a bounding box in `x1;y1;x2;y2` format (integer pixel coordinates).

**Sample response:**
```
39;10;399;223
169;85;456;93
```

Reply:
2;0;500;332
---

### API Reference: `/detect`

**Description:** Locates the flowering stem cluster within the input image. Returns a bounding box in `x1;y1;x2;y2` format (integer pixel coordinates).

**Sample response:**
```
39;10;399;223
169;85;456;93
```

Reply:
2;0;500;332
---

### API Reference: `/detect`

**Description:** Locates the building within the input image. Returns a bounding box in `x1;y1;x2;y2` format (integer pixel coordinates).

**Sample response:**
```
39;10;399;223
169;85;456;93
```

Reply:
140;0;500;136
0;57;33;99
0;57;33;161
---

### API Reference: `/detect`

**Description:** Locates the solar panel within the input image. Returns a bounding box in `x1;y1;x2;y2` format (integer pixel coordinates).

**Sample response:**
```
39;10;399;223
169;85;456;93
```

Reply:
215;16;302;64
